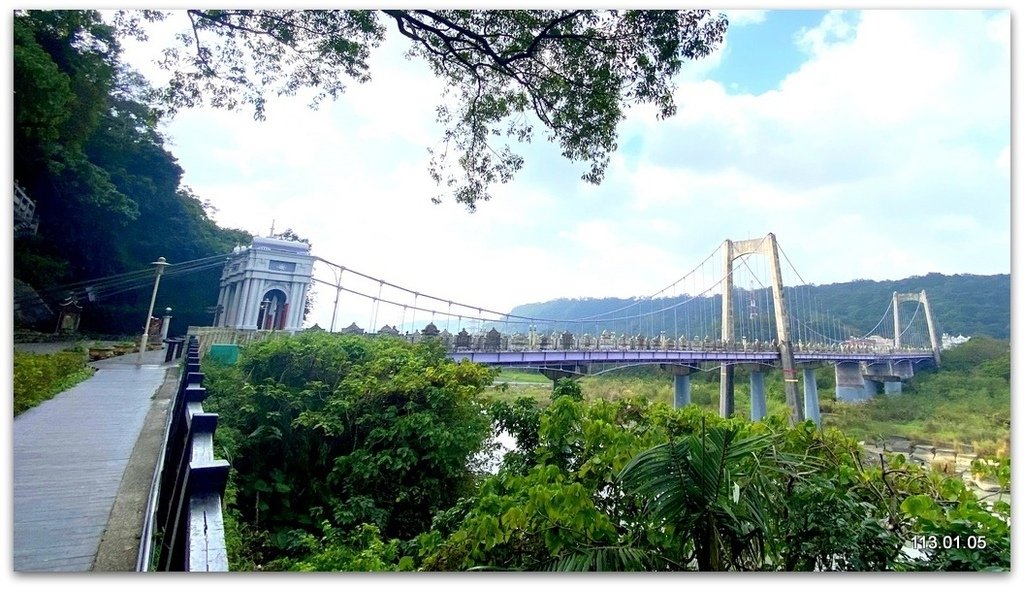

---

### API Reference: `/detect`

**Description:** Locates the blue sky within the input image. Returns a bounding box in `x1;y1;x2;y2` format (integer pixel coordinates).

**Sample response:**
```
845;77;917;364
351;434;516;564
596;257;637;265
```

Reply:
108;8;1011;331
709;10;831;95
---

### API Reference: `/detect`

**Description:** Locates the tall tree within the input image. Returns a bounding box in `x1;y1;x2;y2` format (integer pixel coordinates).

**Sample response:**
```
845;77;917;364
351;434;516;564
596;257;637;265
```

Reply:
13;9;252;335
122;9;728;209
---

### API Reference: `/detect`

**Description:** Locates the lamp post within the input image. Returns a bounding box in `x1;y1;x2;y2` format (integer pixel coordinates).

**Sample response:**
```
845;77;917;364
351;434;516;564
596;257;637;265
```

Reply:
137;256;170;365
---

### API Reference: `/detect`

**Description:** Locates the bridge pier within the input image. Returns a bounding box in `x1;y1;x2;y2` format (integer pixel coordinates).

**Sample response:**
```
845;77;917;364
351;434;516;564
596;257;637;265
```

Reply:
835;362;875;403
864;361;907;396
884;381;903;395
750;369;767;421
674;373;691;408
893;359;916;380
864;379;880;397
661;365;697;409
539;366;585;387
802;368;821;426
719;364;735;418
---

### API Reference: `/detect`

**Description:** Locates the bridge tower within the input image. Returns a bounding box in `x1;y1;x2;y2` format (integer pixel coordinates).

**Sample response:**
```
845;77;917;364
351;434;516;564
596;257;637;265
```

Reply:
721;233;804;424
215;236;314;331
893;290;941;366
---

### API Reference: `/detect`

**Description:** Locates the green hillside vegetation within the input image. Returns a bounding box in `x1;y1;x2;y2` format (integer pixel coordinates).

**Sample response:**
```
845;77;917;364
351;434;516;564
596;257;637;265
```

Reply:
510;272;1009;340
14;11;251;336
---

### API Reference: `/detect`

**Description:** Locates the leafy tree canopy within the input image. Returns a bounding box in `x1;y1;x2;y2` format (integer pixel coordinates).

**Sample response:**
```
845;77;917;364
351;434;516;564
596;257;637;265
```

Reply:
13;9;252;335
119;9;728;210
203;332;496;564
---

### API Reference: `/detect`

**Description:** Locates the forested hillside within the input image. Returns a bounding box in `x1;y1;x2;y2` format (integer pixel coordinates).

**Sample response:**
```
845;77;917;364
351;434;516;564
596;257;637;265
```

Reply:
13;11;251;336
510;273;1009;340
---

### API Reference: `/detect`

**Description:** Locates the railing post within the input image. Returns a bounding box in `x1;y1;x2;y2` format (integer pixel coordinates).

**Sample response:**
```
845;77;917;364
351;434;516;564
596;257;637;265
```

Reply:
185;460;231;571
145;333;231;572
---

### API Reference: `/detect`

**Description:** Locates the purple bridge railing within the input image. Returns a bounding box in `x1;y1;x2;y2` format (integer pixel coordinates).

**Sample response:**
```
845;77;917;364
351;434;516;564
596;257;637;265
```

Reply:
448;348;936;373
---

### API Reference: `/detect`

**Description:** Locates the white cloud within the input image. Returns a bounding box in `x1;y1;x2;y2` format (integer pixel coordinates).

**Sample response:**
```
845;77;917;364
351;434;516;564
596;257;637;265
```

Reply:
795;10;856;56
996;145;1010;171
114;10;1009;329
723;10;767;27
615;10;1008;283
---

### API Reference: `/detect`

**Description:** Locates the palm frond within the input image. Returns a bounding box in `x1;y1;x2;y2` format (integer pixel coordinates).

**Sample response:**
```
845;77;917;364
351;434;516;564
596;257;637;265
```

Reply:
547;546;657;572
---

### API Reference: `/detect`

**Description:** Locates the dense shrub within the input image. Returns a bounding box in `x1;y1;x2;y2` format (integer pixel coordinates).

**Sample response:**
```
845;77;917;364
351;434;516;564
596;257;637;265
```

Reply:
203;332;495;567
13;350;93;415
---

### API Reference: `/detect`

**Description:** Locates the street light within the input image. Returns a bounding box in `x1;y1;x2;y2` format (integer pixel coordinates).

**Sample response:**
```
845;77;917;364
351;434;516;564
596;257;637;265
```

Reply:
137;256;170;365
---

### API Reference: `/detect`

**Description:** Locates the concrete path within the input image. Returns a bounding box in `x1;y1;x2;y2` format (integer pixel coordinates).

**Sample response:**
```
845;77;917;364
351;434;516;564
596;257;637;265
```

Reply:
13;348;174;572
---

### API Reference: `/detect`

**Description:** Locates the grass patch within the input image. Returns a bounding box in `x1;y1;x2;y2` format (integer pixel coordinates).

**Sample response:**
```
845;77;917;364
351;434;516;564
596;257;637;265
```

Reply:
13;350;95;416
492;368;552;384
822;371;1010;457
480;382;551;406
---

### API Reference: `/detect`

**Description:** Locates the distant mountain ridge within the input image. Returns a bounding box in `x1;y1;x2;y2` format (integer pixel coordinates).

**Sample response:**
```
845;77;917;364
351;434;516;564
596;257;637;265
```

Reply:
508;273;1010;341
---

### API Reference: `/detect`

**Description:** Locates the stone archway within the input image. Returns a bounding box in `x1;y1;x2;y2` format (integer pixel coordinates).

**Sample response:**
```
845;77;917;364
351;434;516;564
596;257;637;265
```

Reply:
257;288;289;330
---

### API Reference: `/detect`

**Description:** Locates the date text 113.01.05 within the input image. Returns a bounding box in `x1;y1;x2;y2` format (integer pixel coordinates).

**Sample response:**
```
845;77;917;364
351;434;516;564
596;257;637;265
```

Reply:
911;535;987;550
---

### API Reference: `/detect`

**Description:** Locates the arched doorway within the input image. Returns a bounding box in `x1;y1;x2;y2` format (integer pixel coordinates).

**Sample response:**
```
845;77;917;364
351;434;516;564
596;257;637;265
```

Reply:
257;288;289;330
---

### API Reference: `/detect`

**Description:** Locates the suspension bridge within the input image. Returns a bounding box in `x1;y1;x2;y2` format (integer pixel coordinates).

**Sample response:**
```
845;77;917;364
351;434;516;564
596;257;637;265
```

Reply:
20;232;943;426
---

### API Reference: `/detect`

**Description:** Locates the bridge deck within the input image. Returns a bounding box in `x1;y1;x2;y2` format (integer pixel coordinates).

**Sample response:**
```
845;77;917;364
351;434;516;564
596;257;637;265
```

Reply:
449;349;935;367
13;349;170;572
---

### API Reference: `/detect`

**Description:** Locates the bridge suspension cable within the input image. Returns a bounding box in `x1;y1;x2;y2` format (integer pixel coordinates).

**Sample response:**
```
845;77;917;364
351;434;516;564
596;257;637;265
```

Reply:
14;252;233;314
314;247;740;333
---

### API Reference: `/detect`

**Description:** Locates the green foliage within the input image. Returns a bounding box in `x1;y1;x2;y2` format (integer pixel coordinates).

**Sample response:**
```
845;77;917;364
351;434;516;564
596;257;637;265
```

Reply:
203;332;494;568
900;483;1010;570
619;420;784;570
489;396;542;474
279;524;412;572
493;368;550;384
971;456;1010;491
13;350;94;415
770;422;905;571
550;377;583;401
417;396;1010;572
939;335;1009;373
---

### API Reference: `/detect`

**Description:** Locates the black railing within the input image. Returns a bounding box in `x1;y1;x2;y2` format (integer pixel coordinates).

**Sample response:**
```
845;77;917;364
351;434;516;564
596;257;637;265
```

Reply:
138;336;231;571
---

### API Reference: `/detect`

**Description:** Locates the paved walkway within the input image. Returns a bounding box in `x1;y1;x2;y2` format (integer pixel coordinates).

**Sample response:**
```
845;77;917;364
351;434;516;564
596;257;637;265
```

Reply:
13;348;175;572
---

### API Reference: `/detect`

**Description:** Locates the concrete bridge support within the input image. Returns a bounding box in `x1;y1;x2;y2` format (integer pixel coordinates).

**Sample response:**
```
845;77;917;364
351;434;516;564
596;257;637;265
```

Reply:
892;359;915;380
662;365;697;409
863;379;880;397
750;369;767;421
674;373;692;408
835;362;875;403
802;368;821;426
719;365;735;417
539;365;586;388
863;361;907;396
